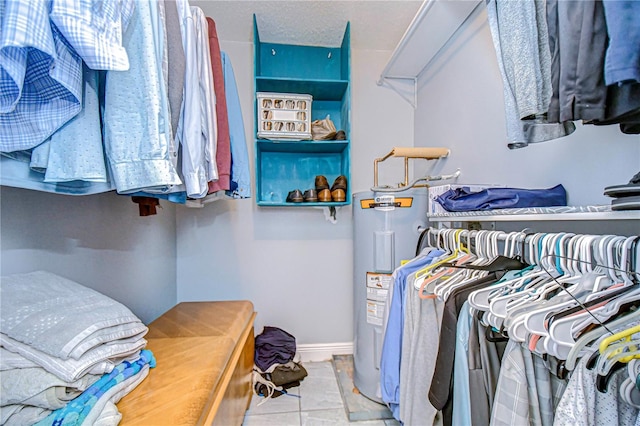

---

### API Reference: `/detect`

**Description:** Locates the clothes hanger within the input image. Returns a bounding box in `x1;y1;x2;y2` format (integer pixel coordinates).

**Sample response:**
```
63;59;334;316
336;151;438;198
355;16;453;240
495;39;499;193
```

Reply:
466;231;533;308
413;229;467;294
595;329;640;392
520;235;599;341
488;233;561;337
548;285;640;352
415;230;489;299
423;230;476;299
563;306;640;370
482;252;543;330
506;233;601;346
436;230;504;300
524;236;621;355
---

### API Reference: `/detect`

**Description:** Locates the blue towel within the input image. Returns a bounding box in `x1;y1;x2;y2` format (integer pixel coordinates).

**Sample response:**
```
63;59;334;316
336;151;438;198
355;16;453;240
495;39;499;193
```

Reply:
36;350;156;426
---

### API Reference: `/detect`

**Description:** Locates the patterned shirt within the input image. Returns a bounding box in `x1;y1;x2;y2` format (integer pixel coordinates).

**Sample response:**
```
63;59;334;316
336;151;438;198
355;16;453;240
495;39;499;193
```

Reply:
0;0;82;152
49;0;135;71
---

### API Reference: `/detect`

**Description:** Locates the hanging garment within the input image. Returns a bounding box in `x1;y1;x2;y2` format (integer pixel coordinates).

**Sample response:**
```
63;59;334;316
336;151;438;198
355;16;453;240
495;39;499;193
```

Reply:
398;273;444;426
174;0;207;198
452;302;473;426
602;0;640;86
0;1;83;152
222;51;252;199
1;65;111;193
546;0;608;123
592;2;640;134
164;0;185;140
553;357;639;426
103;0;181;194
429;273;500;424
191;6;218;186
485;0;575;149
380;249;443;420
36;67;107;184
206;17;232;194
491;340;566;426
48;0;134;71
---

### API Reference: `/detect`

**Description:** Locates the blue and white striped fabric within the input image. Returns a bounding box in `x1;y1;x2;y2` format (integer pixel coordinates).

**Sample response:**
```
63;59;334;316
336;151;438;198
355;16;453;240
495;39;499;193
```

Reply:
49;0;135;71
34;349;156;426
0;0;82;152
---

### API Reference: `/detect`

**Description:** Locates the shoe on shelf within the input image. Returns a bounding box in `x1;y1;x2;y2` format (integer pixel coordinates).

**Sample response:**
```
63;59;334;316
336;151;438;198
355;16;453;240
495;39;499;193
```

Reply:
331;175;347;191
315;175;329;191
303;189;318;202
286;189;304;203
330;175;347;202
318;188;332;202
331;188;346;202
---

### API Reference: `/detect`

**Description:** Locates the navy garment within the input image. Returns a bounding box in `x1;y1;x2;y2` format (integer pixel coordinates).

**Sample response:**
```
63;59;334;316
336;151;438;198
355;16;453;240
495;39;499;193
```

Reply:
254;326;297;371
435;184;567;212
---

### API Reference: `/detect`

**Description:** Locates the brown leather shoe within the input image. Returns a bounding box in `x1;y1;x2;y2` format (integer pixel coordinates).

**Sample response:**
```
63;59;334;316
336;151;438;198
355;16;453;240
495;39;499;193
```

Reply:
331;189;346;202
331;175;347;191
318;188;332;202
315;175;329;191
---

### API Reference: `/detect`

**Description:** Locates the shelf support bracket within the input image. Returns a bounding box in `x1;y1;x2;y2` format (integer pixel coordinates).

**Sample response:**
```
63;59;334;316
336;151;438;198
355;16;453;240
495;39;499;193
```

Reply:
377;76;418;109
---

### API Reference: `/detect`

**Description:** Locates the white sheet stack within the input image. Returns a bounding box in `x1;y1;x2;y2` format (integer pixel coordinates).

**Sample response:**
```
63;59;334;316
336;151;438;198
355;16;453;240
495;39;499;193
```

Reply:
0;271;149;425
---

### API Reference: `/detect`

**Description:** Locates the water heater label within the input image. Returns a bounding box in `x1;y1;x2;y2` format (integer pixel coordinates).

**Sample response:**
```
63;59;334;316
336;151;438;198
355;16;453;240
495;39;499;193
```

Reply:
359;197;414;210
366;272;392;325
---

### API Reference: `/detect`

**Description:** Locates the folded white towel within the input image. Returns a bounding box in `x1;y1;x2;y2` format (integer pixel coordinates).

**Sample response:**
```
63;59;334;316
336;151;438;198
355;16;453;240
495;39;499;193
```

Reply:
0;271;148;360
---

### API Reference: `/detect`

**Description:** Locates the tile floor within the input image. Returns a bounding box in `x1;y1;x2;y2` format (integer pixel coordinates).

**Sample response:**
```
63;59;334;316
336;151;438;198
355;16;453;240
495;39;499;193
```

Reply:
242;360;400;426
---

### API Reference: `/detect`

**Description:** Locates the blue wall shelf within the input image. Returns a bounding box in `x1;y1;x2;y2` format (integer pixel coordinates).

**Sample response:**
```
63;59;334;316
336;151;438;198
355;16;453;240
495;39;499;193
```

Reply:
253;15;351;207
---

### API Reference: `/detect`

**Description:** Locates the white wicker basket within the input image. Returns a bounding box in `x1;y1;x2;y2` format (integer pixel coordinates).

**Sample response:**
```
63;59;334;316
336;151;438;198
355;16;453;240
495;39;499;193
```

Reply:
257;92;312;140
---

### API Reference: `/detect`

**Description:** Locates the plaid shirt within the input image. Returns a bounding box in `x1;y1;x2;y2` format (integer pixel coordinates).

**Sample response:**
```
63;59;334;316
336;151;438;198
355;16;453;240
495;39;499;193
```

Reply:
49;0;135;71
0;0;82;152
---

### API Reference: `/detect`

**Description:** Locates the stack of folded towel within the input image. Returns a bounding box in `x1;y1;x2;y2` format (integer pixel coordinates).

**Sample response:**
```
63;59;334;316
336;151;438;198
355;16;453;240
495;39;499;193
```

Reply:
0;271;154;425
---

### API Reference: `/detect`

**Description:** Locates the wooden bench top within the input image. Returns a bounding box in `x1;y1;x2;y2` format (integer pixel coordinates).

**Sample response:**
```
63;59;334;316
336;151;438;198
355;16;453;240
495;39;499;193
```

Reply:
146;301;255;341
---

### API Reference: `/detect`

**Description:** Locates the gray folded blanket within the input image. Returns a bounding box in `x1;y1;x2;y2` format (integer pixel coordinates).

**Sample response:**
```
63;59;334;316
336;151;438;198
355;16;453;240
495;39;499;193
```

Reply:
0;271;148;360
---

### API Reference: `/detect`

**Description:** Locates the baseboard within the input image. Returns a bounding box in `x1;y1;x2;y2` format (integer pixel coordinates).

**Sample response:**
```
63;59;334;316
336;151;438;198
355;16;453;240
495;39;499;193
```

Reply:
297;342;354;363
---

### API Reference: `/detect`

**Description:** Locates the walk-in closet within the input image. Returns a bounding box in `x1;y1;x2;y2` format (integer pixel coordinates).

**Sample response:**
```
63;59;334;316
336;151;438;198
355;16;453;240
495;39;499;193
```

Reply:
1;1;638;425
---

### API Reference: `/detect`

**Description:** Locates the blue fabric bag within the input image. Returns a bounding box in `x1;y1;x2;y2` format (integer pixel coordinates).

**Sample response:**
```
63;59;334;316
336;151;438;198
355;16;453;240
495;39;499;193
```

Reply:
435;184;567;212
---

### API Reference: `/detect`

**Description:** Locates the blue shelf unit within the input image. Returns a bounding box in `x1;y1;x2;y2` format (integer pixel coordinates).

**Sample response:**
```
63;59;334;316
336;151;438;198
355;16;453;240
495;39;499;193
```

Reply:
253;15;351;206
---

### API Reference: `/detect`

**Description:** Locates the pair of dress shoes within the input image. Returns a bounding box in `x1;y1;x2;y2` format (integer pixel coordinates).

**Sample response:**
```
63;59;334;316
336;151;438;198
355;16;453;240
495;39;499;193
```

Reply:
315;175;347;202
285;175;347;203
286;189;317;203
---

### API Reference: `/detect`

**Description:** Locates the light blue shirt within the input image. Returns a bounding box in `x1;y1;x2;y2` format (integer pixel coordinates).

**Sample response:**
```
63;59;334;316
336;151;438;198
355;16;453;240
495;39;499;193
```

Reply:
29;67;108;184
452;301;473;426
380;248;444;420
221;51;251;199
103;0;181;194
0;154;115;195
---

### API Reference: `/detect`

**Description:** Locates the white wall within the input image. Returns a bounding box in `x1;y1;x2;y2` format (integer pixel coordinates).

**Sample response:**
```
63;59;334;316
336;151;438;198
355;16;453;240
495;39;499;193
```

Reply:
412;8;640;207
175;41;414;345
0;187;177;324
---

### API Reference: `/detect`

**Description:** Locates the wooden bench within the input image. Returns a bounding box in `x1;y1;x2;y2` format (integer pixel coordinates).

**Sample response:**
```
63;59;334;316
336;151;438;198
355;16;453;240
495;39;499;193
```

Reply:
117;301;256;425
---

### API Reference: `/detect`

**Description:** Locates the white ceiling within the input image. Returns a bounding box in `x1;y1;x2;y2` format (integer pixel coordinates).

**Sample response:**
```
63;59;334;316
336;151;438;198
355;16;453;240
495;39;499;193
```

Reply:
189;0;423;50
